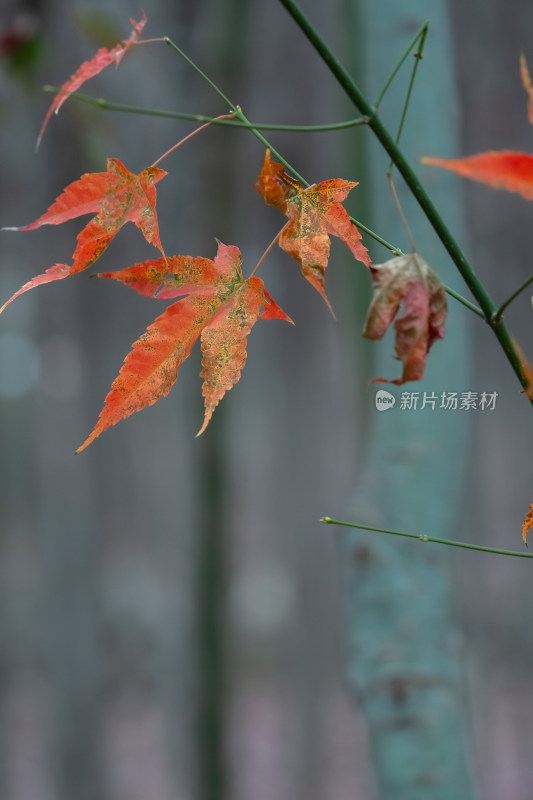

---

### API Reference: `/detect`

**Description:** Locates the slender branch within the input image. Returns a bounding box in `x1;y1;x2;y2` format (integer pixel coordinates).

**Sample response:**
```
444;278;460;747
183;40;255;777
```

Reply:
354;221;402;255
43;86;369;132
443;285;484;317
164;37;235;108
388;21;429;172
374;21;429;109
494;272;533;323
321;517;533;559
150;113;236;168
276;0;530;398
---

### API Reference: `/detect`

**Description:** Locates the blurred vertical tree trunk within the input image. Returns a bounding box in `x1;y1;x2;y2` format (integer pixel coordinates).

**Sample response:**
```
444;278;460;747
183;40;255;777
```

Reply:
194;3;250;800
342;1;478;798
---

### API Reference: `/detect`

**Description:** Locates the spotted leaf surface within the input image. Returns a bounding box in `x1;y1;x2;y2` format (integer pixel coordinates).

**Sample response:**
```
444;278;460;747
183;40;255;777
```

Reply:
1;158;166;312
76;242;292;451
255;150;371;312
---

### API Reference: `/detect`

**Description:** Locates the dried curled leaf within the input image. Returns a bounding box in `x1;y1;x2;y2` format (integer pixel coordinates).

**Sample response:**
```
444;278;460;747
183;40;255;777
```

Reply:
37;15;146;148
1;158;166;312
255;150;371;313
422;56;533;201
363;253;447;384
522;503;533;544
76;242;292;452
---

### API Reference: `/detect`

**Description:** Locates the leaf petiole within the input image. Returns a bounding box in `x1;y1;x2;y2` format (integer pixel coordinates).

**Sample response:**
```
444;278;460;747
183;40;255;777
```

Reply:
249;226;287;279
150;112;237;168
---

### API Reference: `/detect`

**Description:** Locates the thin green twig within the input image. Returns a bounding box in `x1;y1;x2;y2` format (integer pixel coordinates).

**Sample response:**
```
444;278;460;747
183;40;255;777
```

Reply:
374;21;429;109
43;86;369;132
277;0;530;399
321;517;533;559
388;21;429;172
494;272;533;323
443;285;484;317
164;36;234;108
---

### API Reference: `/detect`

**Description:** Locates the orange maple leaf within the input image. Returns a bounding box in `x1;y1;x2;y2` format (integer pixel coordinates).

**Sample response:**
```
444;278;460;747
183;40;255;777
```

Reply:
255;150;371;313
1;158;166;313
363;253;447;384
37;15;147;149
422;56;533;200
522;503;533;543
76;242;292;452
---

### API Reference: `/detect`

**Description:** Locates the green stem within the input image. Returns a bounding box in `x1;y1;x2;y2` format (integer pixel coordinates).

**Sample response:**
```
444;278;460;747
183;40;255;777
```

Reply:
165;37;234;108
494;272;533;323
43;86;369;132
321;517;533;559
443;285;484;317
277;0;530;398
374;21;429;109
354;221;402;255
388;21;429;172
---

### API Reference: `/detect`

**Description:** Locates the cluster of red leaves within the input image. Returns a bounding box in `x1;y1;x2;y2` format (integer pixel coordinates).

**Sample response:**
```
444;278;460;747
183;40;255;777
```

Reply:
2;16;449;452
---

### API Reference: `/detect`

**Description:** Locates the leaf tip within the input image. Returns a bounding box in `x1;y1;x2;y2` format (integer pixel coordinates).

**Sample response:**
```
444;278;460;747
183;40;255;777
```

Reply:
522;502;533;544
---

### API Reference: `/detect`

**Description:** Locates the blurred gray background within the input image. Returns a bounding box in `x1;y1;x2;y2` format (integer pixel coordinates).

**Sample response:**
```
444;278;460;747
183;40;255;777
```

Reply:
1;1;533;799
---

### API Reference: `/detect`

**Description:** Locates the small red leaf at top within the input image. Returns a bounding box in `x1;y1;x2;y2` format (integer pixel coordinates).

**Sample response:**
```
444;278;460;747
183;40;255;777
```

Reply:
37;15;146;149
255;150;371;313
520;54;533;125
76;242;292;452
421;152;533;200
363;253;447;384
1;157;166;313
522;503;533;544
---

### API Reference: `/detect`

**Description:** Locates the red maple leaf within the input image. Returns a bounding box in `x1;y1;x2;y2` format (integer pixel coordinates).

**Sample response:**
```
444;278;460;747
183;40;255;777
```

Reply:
422;56;533;200
255;150;371;312
1;158;166;313
363;253;447;384
37;15;147;148
75;242;292;452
